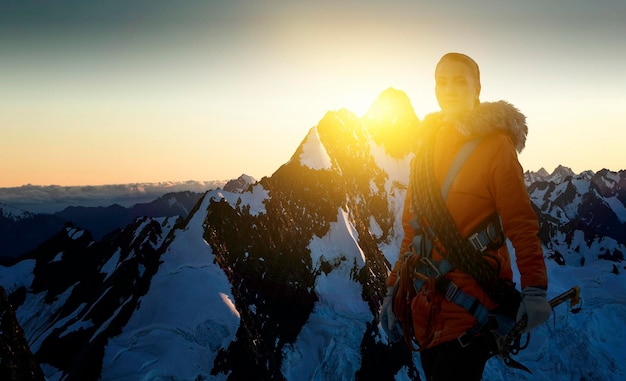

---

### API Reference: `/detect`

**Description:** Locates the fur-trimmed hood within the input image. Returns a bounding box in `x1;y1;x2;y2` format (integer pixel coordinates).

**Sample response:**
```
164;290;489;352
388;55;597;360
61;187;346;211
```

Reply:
421;101;528;153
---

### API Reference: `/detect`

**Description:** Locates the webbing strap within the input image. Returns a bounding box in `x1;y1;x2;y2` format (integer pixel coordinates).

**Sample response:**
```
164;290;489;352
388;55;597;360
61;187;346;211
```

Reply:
412;258;455;292
409;137;484;251
440;138;484;201
438;259;454;275
414;274;491;329
444;282;490;327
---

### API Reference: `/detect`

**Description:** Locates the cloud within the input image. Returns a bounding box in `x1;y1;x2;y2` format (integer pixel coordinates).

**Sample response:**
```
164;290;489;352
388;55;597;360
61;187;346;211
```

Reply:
0;181;227;214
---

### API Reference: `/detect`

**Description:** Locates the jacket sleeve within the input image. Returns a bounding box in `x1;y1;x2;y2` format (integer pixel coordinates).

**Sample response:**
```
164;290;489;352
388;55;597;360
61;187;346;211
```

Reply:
385;185;415;287
490;137;548;289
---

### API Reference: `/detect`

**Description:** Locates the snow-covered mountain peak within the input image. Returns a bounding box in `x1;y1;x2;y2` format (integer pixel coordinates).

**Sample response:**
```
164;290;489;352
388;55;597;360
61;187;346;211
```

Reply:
223;174;257;193
525;166;598;186
298;126;333;171
0;203;34;221
362;87;416;125
362;87;420;158
549;164;576;182
536;167;550;177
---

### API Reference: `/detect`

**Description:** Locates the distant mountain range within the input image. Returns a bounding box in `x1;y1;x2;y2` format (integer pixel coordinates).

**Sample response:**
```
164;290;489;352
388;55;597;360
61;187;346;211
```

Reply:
525;165;626;257
1;88;624;380
0;180;228;214
0;178;249;260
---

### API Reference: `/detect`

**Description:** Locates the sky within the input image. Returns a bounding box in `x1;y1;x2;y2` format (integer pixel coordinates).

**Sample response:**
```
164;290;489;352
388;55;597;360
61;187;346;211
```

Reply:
1;0;625;187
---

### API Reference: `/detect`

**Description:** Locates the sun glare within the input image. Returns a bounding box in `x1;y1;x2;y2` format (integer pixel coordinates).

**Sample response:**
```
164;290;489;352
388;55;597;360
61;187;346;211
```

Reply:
339;89;386;118
364;97;396;122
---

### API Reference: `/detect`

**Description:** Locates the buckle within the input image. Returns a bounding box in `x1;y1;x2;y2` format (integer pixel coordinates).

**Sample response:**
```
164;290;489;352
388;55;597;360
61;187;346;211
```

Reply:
468;232;488;252
419;257;442;279
457;332;473;348
444;282;459;302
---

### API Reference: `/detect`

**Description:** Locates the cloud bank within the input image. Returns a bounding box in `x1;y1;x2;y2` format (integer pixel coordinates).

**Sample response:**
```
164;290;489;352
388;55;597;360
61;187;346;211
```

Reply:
0;181;227;214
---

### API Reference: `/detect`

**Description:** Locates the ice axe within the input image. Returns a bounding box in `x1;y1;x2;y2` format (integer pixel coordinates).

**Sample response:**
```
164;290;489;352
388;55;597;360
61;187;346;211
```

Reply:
496;285;582;373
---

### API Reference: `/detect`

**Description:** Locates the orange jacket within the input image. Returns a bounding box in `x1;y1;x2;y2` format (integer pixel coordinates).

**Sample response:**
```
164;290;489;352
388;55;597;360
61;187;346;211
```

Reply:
386;101;548;348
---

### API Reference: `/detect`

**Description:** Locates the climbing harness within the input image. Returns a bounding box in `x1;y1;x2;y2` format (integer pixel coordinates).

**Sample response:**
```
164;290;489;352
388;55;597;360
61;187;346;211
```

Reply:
393;136;511;350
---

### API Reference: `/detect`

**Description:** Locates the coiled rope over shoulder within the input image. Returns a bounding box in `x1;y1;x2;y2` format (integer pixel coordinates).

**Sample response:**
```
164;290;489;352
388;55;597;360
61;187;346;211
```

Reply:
410;130;499;286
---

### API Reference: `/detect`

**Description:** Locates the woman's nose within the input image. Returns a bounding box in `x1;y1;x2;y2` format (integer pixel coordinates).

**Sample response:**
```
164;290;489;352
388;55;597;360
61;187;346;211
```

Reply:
442;83;456;95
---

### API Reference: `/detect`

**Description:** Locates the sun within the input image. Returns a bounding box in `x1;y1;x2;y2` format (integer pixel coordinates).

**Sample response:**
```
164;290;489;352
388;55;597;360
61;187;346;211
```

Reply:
342;92;381;118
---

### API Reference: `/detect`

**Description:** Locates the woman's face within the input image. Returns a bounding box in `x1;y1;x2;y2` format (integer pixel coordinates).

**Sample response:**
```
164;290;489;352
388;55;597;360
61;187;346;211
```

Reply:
435;59;480;115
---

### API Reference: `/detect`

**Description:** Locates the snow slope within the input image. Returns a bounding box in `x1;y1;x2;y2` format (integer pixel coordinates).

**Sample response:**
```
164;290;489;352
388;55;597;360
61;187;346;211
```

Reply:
100;195;240;381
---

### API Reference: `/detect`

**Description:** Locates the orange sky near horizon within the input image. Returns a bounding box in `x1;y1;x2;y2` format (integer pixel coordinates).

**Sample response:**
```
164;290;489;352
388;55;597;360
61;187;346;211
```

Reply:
1;0;625;187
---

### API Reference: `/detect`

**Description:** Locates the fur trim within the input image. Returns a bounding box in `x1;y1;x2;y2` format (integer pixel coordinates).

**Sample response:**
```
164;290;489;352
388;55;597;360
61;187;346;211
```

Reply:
422;101;528;153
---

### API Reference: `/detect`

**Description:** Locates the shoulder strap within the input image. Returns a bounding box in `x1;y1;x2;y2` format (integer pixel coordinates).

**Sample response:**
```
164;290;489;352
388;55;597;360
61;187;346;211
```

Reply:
409;137;483;234
440;138;483;201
